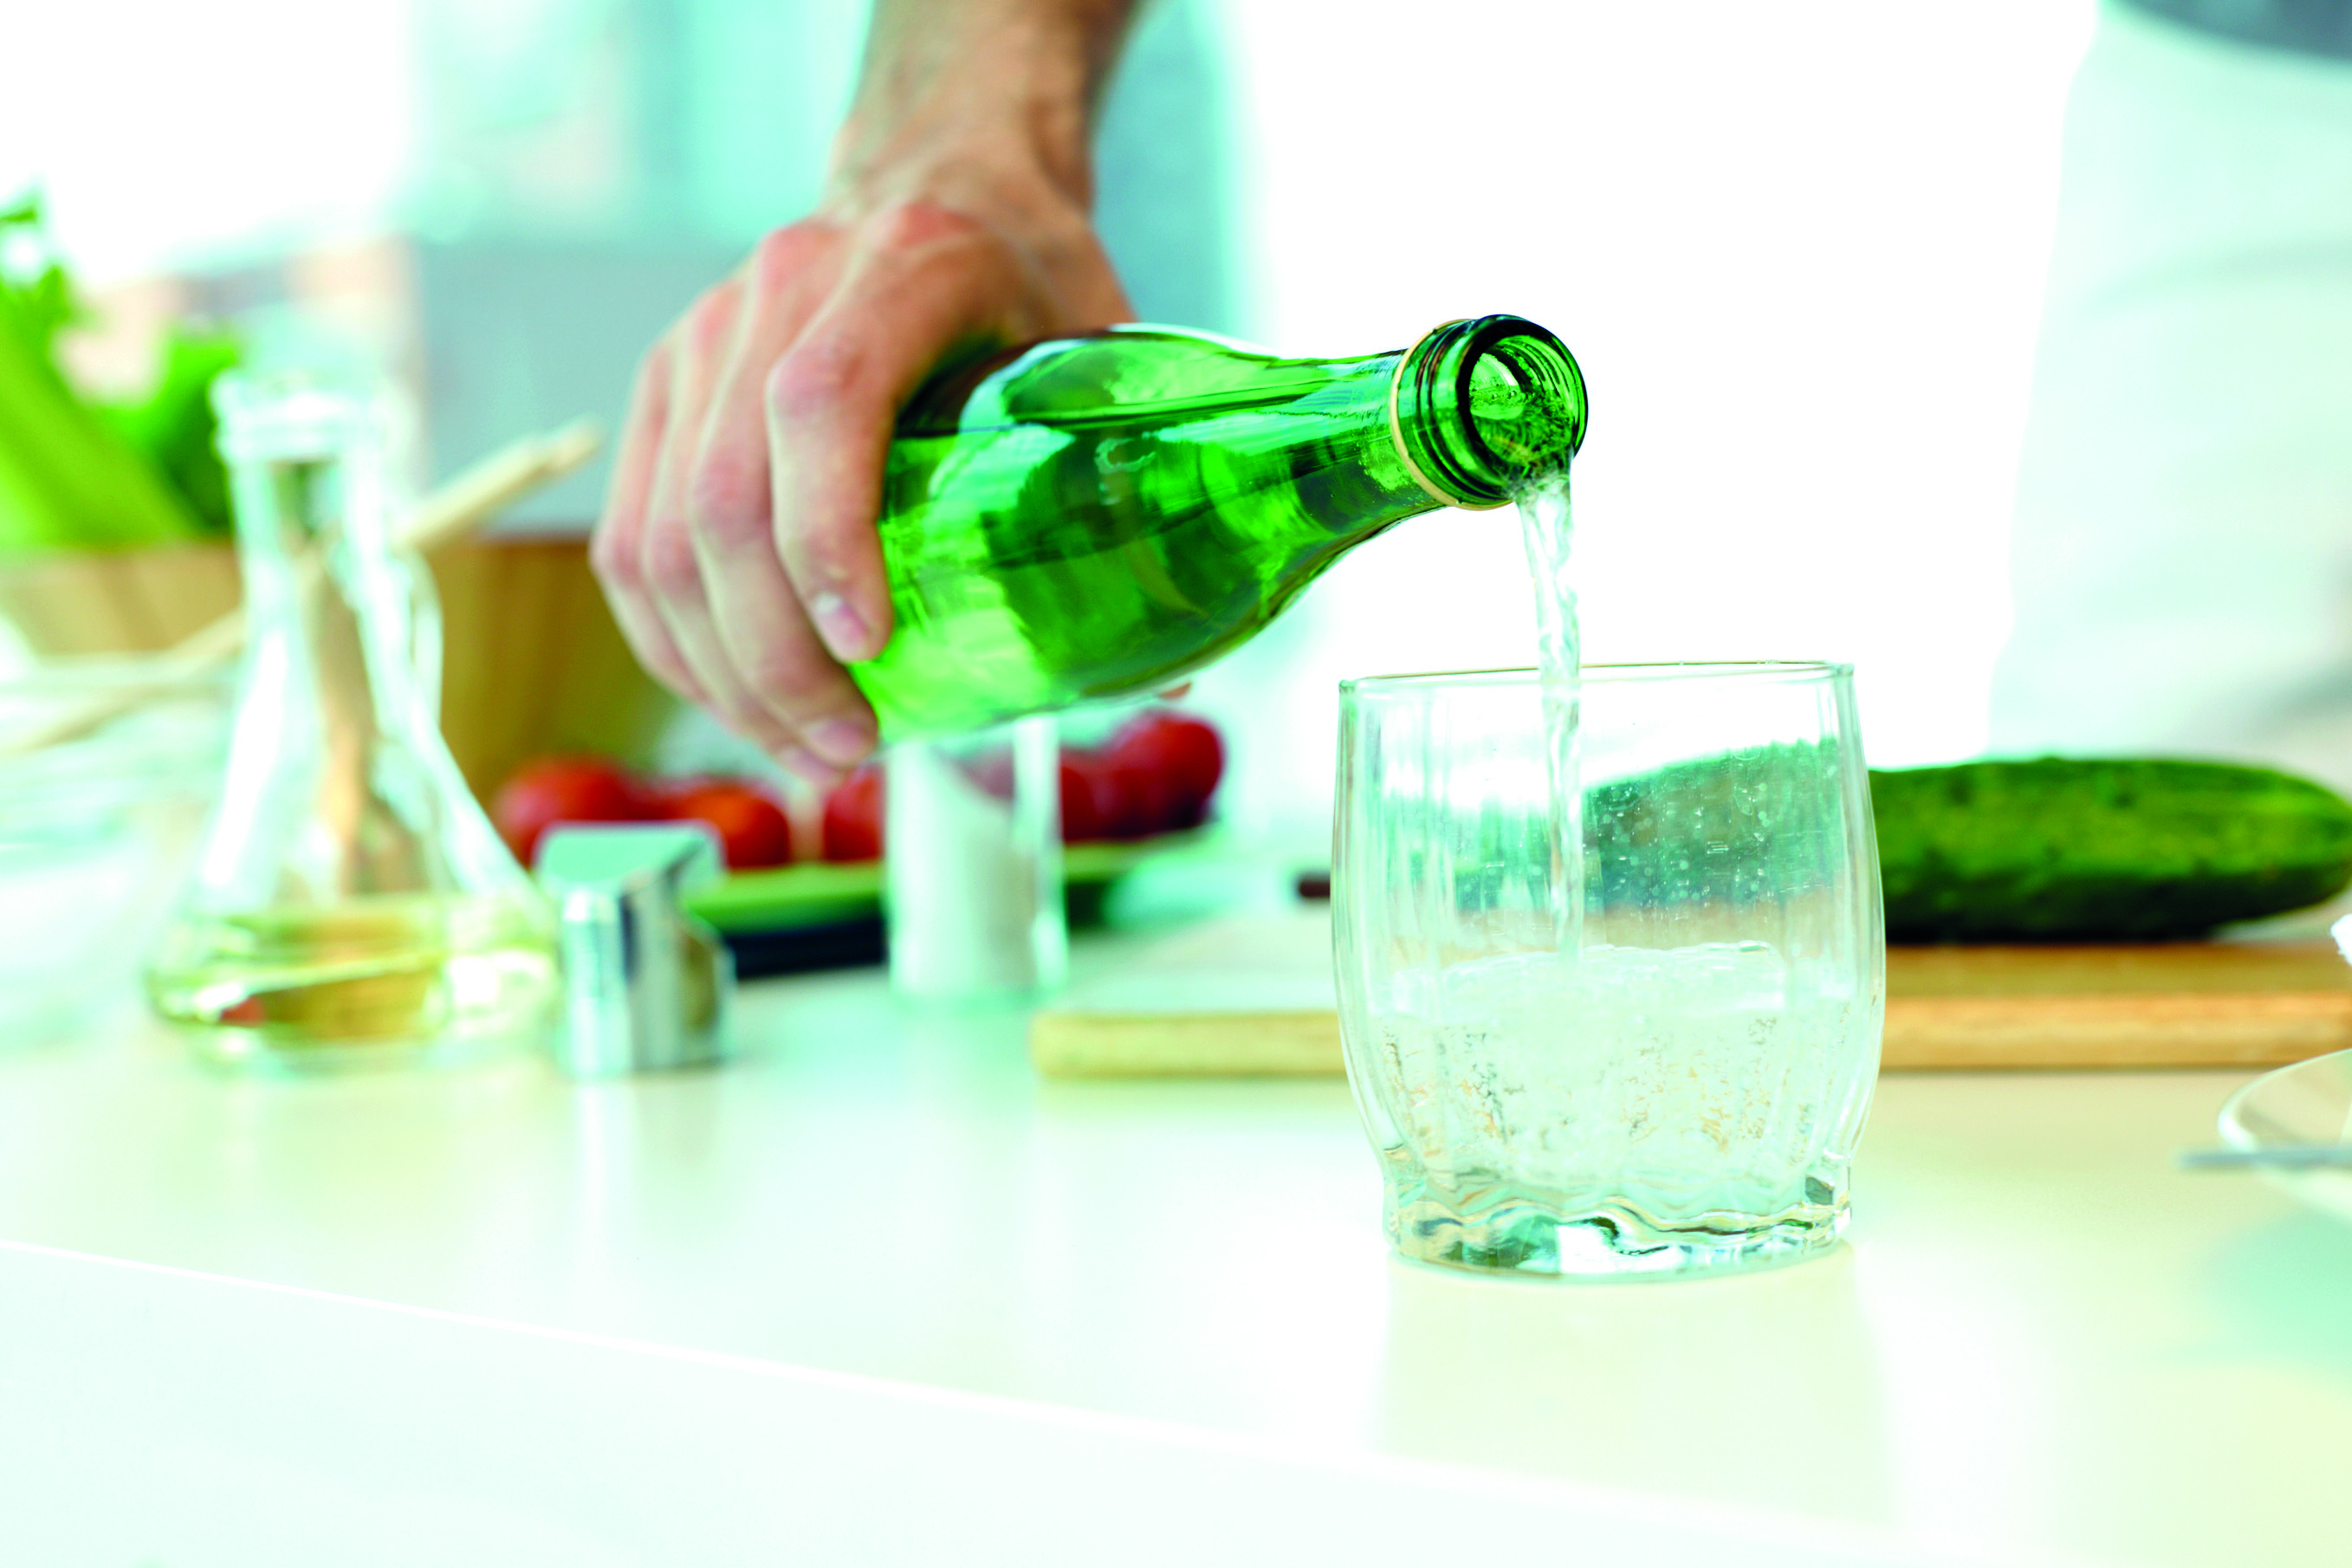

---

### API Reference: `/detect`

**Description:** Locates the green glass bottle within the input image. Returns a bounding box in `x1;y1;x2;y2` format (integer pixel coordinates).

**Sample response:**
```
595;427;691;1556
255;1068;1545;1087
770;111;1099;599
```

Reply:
852;313;1587;738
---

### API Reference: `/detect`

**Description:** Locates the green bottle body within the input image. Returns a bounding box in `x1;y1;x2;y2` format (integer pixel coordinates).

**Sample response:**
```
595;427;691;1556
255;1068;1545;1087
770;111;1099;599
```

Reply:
851;315;1585;739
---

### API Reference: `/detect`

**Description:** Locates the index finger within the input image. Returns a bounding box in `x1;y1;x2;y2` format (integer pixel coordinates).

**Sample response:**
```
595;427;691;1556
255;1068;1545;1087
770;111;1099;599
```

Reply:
683;226;880;765
760;204;1037;665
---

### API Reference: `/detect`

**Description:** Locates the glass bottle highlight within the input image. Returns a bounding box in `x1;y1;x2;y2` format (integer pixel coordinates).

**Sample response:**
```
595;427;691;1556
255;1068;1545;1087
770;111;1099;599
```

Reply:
855;314;1587;737
144;376;558;1069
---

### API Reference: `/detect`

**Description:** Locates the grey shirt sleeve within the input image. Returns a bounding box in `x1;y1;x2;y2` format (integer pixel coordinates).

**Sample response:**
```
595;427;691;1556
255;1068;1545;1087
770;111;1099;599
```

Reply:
2119;0;2352;59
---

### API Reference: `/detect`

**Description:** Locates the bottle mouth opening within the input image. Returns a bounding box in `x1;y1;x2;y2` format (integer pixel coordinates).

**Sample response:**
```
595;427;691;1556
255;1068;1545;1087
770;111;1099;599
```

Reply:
1390;315;1587;509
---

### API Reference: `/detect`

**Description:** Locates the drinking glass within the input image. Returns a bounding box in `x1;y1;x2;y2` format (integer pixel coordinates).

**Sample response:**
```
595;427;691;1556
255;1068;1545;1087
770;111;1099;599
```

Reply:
1332;664;1883;1278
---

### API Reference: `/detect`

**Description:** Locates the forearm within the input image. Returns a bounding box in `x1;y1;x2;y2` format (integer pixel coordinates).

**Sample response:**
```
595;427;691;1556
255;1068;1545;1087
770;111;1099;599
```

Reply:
828;0;1144;212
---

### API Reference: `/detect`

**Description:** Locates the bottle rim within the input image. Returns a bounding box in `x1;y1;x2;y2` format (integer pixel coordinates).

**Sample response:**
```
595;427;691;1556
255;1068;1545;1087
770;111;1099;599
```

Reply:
1340;661;1856;700
1386;315;1586;509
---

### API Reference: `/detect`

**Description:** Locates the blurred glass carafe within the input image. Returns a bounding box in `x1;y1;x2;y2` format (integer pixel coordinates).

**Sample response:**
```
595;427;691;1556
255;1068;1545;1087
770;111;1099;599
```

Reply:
144;376;557;1070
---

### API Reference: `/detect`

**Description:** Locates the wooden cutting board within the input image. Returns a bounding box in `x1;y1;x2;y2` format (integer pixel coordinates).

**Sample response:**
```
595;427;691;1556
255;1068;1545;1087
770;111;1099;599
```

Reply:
1029;912;2352;1076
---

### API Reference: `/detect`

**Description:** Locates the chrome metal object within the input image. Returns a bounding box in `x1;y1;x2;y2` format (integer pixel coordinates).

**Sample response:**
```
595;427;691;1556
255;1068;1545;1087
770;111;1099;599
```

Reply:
537;823;733;1075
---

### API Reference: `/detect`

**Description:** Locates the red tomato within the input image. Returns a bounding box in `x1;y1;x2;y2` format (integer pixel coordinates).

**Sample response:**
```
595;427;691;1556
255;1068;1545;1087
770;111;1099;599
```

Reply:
1062;748;1178;840
493;757;648;865
1106;711;1225;831
658;781;794;870
821;766;885;862
1105;761;1184;839
1058;757;1106;843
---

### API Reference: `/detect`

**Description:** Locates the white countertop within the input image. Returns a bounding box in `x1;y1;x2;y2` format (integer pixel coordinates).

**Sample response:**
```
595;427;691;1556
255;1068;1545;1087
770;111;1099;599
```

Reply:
0;941;2342;1566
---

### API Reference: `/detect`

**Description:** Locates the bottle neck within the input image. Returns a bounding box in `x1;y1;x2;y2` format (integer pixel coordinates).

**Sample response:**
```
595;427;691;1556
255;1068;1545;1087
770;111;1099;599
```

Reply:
216;379;389;618
215;382;434;740
1266;316;1585;554
1387;315;1586;509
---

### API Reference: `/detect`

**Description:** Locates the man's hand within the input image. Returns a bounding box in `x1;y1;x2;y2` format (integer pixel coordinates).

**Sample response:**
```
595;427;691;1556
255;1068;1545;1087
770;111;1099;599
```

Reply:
593;0;1137;785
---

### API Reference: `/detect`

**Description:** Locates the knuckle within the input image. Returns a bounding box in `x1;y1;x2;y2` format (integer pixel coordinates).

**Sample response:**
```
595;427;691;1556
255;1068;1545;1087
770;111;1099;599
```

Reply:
749;222;830;290
769;676;866;736
739;643;825;708
764;341;857;426
791;694;871;742
709;690;766;732
640;524;703;599
740;658;808;712
684;452;769;551
723;705;794;751
588;526;640;591
684;280;741;357
866;198;984;256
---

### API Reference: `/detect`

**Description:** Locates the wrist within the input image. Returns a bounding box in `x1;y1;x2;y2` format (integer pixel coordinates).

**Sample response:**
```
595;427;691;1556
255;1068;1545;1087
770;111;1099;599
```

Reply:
826;0;1136;216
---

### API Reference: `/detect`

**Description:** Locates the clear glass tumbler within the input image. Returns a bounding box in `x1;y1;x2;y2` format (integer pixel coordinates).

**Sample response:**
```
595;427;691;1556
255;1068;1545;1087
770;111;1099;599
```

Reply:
1332;664;1883;1278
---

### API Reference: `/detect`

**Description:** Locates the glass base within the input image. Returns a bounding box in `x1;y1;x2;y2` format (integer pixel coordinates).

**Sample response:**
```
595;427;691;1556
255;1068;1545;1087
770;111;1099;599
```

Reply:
1386;1181;1847;1280
146;897;558;1076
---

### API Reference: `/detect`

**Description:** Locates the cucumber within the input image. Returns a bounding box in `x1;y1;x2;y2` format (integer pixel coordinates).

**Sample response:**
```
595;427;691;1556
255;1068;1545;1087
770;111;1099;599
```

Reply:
1870;758;2352;942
